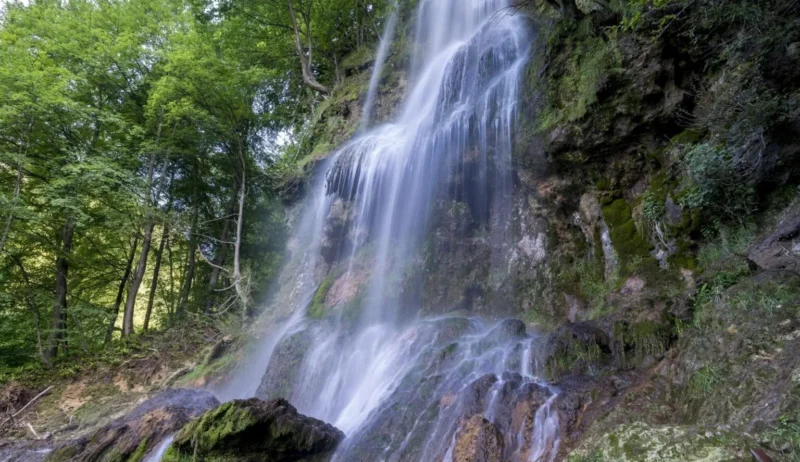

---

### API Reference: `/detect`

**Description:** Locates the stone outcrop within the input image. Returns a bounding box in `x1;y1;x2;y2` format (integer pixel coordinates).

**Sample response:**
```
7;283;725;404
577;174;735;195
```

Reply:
162;398;344;462
453;415;504;462
749;202;800;272
46;388;219;462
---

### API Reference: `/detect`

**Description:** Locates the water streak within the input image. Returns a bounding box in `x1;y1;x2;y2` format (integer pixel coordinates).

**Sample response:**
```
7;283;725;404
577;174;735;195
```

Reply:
361;1;399;129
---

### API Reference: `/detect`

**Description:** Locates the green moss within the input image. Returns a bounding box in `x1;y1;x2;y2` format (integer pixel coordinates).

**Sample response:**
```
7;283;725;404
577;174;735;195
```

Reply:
308;272;338;319
761;410;800;462
340;46;375;71
688;366;724;402
668;252;696;270
46;446;78;462
178;350;238;386
601;199;653;273
129;438;150;462
537;18;623;130
568;422;744;462
546;339;607;380
618;321;671;366
165;402;259;461
670;129;703;146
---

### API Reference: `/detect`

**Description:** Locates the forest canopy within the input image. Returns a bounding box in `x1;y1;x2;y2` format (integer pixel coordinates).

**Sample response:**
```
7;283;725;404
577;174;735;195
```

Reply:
0;0;391;372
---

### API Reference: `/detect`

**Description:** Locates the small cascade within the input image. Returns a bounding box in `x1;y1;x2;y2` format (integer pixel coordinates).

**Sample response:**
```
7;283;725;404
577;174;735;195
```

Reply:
144;435;174;462
361;1;399;130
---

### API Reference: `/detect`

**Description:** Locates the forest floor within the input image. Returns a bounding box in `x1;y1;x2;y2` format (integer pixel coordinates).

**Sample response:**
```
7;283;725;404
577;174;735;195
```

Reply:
0;320;238;442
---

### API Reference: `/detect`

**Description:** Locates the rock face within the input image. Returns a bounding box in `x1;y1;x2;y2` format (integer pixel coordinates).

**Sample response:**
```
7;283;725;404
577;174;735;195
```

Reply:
749;203;800;272
453;415;504;462
162;398;344;462
567;422;747;461
46;388;219;462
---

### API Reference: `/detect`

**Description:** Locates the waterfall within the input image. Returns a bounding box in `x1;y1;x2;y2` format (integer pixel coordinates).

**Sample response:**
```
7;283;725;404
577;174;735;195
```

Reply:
248;1;560;460
360;1;398;130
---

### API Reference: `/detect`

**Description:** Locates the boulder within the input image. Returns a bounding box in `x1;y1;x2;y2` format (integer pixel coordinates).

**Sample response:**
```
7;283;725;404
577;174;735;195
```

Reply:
748;205;800;272
452;415;504;462
46;388;219;462
162;398;344;462
0;440;52;462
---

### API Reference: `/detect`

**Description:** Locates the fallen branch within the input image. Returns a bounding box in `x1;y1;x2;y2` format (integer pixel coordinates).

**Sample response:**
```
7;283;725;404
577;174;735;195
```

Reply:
162;365;194;389
0;386;53;430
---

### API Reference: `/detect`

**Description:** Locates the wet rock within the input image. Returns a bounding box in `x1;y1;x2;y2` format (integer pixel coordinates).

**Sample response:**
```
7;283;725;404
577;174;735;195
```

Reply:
0;440;52;462
516;233;547;263
664;195;683;226
324;269;368;307
620;277;645;295
163;398;344;462
257;329;312;400
564;295;587;323
46;389;218;462
453;415;504;462
483;319;527;345
579;194;602;230
320;198;353;264
748;204;800;272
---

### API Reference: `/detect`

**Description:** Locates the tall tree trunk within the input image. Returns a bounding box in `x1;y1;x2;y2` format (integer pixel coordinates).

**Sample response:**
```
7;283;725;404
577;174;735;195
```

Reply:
203;181;240;314
167;237;176;325
105;236;139;344
122;220;155;336
12;256;48;365
233;145;247;317
122;152;158;337
287;0;330;93
177;207;198;319
0;156;24;255
143;223;168;332
45;217;75;361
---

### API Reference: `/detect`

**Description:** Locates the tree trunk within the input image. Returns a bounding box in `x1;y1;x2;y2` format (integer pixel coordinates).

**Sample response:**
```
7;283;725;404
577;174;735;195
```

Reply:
105;236;139;344
167;236;176;325
122;220;155;336
177;207;198;319
121;151;158;337
233;145;247;317
12;256;48;365
287;0;330;93
45;217;75;361
203;180;240;314
143;223;168;332
0;156;24;255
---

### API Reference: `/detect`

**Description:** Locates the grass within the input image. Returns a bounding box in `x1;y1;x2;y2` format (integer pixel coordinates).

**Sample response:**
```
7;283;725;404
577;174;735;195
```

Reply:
688;365;723;402
763;410;800;462
556;256;619;317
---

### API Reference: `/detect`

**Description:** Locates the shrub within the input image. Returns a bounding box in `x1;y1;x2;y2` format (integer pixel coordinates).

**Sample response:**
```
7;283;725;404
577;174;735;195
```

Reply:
678;143;756;220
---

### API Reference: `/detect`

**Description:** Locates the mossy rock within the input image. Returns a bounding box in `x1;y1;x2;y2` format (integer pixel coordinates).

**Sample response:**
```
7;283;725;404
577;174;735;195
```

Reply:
566;422;749;462
162;398;344;462
544;322;613;380
47;389;219;462
601;198;654;273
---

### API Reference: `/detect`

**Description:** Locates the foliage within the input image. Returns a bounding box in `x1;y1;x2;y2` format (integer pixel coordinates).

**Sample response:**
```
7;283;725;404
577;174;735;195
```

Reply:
0;0;389;375
763;410;800;462
538;17;622;129
556;256;617;315
677;143;756;220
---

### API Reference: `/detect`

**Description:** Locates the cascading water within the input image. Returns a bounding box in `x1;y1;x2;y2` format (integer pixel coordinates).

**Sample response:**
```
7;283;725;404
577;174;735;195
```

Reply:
360;0;398;130
242;1;560;460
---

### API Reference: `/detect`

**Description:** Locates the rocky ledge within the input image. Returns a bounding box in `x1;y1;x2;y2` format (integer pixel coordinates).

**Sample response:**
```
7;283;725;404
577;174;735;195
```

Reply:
163;398;345;462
